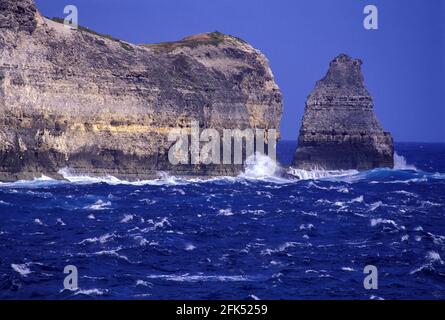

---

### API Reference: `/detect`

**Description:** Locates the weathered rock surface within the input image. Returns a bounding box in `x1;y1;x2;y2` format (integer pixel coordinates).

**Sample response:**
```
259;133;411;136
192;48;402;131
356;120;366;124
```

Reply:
293;54;393;170
0;0;282;181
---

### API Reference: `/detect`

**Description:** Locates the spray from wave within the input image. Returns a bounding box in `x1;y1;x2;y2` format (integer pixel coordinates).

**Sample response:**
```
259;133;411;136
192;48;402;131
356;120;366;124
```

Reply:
393;153;417;170
287;168;359;181
239;153;290;183
0;151;436;188
0;175;59;188
58;168;185;186
287;153;418;181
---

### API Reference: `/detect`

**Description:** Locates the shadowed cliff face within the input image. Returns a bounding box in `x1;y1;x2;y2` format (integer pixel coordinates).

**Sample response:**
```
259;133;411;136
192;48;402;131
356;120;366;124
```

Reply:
293;54;394;170
0;0;282;181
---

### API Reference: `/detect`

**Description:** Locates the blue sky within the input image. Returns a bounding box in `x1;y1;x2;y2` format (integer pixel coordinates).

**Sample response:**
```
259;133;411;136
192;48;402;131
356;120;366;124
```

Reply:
35;0;444;142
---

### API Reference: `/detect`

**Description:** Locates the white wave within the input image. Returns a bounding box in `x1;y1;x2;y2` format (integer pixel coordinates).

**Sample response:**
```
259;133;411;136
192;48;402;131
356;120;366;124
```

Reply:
341;267;356;272
59;168;186;186
0;151;430;188
26;190;53;198
132;235;158;247
137;217;171;233
239;153;289;183
334;201;348;211
74;288;107;296
34;218;44;226
370;295;385;300
79;233;116;244
426;232;445;245
121;214;134;223
393;153;417;170
241;209;266;216
85;200;111;211
145;273;256;282
370;218;398;228
218;208;234;216
383;177;428;184
0;175;58;188
301;211;317;217
0;147;439;191
261;241;308;255
288;167;359;181
426;251;444;264
337;187;350;193
305;269;319;274
393;190;418;197
256;190;272;198
315;199;332;205
368;201;383;211
299;224;315;231
350;195;364;203
185;243;196;251
59;168;124;185
172;188;186;195
80;248;129;262
139;199;157;205
410;251;444;275
11;263;32;277
149;217;171;229
135;280;153;287
420;200;442;208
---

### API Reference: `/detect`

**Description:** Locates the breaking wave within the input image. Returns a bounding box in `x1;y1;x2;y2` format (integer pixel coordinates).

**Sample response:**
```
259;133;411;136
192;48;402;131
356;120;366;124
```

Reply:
239;153;290;183
0;150;441;188
394;153;417;170
287;168;359;180
145;273;259;282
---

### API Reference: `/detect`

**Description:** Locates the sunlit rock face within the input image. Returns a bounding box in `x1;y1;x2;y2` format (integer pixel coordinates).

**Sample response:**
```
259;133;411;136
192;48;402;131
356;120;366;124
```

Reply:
0;0;282;181
293;54;394;171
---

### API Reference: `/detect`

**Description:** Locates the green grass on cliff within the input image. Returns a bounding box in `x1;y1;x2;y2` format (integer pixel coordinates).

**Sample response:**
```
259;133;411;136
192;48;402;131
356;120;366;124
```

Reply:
143;31;248;52
48;17;134;51
48;18;246;52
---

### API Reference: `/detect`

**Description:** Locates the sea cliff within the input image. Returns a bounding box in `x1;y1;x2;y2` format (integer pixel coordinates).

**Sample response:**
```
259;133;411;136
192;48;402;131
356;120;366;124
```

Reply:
0;0;283;181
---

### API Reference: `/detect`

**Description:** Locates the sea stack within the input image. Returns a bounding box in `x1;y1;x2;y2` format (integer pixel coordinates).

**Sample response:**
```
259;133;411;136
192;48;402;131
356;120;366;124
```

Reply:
293;54;393;170
0;0;282;181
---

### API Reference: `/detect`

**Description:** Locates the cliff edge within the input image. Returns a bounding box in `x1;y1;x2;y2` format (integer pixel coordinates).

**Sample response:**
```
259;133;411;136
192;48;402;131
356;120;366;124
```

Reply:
293;54;393;170
0;0;282;181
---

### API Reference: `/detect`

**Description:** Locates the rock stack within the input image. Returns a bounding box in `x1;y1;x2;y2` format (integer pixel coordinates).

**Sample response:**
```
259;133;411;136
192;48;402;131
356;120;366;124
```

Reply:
293;54;393;170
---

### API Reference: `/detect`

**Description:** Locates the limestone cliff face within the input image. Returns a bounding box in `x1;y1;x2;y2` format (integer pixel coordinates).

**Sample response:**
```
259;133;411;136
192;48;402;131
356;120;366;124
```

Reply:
0;0;282;181
293;54;393;170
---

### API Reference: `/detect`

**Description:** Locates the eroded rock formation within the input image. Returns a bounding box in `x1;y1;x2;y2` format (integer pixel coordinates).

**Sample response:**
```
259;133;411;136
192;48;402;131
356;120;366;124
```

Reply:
0;0;282;181
293;54;393;170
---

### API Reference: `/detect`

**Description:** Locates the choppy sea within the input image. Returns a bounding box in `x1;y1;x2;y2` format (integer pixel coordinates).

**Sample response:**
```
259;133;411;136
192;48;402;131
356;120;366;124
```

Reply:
0;142;444;300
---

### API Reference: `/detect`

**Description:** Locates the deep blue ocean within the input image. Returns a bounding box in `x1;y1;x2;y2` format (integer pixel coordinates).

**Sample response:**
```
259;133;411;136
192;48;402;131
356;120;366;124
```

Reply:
0;142;444;300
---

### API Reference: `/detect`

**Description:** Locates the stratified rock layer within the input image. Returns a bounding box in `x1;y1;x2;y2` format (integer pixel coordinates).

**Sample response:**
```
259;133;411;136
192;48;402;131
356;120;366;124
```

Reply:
293;54;393;170
0;0;282;181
